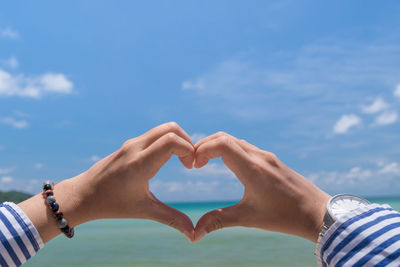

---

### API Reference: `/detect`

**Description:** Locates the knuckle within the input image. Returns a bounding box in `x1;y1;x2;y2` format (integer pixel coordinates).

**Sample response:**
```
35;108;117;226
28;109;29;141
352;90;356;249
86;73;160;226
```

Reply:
264;152;279;167
205;216;223;233
167;217;178;228
216;135;232;149
128;155;144;170
121;138;139;150
215;131;227;138
167;213;187;229
121;139;132;149
165;121;180;132
164;132;179;144
118;141;131;156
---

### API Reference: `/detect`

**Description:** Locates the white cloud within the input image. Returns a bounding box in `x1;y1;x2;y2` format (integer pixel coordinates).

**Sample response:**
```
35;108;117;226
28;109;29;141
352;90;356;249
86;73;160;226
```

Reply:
34;163;44;169
0;176;14;183
374;111;398;126
0;117;29;129
0;177;41;193
13;110;30;118
308;161;400;195
182;80;204;91
190;133;207;143
152;180;188;193
395;84;400;99
182;42;400;123
40;73;73;94
378;162;400;175
0;27;19;39
150;178;243;202
90;155;101;162
362;98;389;114
182;60;272;120
152;180;221;195
182;61;255;97
0;69;73;99
333;114;361;134
0;168;14;175
1;57;19;69
183;163;234;178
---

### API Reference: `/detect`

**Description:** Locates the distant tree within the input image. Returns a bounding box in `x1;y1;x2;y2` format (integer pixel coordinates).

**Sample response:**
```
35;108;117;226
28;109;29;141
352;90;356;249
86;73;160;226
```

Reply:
0;191;33;203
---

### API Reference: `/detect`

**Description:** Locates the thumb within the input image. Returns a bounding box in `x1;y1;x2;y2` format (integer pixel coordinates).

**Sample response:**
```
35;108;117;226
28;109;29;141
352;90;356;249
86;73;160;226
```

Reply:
194;203;244;242
145;195;195;242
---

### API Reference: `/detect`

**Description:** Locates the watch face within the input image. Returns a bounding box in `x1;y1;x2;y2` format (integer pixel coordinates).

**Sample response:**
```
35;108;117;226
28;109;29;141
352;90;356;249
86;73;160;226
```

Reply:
328;194;370;220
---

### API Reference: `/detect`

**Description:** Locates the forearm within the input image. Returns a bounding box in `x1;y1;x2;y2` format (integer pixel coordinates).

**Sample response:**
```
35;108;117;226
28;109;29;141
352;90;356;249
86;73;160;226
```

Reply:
17;175;90;243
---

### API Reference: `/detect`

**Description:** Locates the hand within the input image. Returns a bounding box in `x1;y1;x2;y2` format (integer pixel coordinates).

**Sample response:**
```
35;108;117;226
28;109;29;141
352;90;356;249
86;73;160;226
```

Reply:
19;122;196;242
193;132;331;242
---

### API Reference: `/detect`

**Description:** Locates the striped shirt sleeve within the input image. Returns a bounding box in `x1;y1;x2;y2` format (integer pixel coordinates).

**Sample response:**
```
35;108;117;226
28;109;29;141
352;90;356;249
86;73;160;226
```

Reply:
316;203;400;267
0;202;44;267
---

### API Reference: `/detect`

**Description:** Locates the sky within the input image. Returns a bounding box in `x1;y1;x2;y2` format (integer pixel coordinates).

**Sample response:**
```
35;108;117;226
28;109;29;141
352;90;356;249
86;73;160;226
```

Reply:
1;1;400;202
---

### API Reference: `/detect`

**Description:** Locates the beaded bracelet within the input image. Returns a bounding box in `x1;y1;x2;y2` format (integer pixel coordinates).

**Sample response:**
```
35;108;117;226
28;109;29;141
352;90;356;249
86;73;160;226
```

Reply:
42;181;75;238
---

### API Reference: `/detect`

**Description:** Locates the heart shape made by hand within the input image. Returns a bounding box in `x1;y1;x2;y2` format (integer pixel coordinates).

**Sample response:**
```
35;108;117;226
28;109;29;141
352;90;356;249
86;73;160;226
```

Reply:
179;130;327;243
80;122;329;244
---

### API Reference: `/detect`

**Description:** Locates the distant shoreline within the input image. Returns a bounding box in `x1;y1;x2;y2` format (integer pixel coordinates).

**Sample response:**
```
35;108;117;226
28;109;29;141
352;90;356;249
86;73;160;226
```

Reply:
166;196;400;206
1;190;399;206
0;190;33;203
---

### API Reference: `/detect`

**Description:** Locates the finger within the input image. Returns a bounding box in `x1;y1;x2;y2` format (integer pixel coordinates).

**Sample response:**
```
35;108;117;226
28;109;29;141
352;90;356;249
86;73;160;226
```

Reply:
195;132;242;167
236;139;281;168
194;134;251;183
236;138;260;153
194;204;244;242
146;196;195;242
142;132;195;174
195;132;238;149
139;122;193;150
194;132;223;148
195;132;253;153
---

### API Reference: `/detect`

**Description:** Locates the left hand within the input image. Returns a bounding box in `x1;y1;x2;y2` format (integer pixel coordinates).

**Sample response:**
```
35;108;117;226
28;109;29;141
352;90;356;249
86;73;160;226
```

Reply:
193;132;330;242
19;122;196;242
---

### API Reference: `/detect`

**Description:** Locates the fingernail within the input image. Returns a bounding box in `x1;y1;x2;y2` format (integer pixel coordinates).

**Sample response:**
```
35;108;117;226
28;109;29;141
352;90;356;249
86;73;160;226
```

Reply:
181;156;194;169
194;159;203;169
194;229;207;242
183;230;195;243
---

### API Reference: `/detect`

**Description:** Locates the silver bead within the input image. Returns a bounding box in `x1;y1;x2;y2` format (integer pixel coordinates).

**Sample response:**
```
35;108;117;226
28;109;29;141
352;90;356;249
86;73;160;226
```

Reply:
46;195;56;204
57;218;68;228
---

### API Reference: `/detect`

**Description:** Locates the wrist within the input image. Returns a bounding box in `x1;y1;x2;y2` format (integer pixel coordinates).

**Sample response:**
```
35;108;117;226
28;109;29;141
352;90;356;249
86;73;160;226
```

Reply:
52;176;92;227
282;170;331;242
304;191;330;243
18;175;92;243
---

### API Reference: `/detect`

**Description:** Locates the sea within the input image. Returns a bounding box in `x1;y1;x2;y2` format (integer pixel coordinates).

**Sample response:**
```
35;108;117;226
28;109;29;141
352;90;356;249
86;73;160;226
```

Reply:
25;197;400;267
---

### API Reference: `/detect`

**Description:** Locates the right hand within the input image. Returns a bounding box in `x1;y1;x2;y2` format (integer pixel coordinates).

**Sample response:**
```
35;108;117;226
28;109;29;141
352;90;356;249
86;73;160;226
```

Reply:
20;122;196;242
193;132;330;242
77;122;196;240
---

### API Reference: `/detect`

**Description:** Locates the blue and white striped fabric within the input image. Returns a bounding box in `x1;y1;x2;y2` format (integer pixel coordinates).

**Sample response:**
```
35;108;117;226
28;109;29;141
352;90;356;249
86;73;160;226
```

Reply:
0;202;44;267
316;203;400;267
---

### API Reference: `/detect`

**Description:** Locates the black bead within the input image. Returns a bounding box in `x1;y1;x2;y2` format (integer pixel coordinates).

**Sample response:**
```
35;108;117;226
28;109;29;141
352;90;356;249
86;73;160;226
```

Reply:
43;183;52;191
55;212;63;220
61;225;70;234
42;181;54;191
50;202;59;212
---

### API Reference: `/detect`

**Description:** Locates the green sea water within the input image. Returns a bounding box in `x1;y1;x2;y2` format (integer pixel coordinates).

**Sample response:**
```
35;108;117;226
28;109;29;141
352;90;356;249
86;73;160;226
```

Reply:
25;198;400;267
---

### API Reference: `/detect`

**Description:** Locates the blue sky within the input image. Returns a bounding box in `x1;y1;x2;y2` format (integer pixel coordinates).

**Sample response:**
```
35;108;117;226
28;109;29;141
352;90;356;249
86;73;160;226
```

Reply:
1;1;400;201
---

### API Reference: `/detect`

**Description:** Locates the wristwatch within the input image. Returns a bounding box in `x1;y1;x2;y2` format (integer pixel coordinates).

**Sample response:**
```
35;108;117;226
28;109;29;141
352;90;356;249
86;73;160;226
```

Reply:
315;194;370;254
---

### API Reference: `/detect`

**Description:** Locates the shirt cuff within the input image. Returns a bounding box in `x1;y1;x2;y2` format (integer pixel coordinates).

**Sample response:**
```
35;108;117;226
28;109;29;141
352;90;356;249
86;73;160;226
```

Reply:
0;201;45;266
315;203;396;267
3;202;44;250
